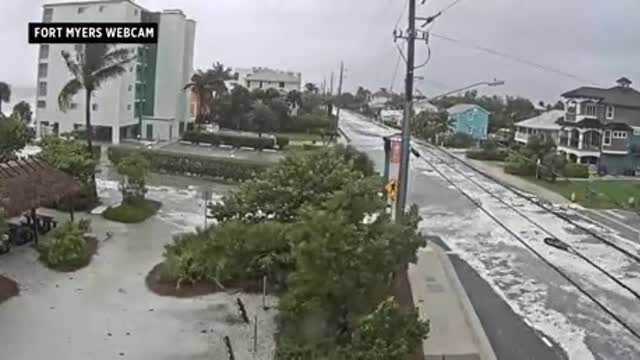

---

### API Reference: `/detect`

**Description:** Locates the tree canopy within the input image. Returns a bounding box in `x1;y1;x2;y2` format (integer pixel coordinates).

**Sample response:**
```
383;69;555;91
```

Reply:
0;113;31;162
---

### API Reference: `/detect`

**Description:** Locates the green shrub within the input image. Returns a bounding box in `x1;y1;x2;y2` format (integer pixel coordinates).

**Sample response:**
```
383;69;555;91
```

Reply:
563;163;590;178
182;131;276;149
276;136;290;149
103;198;160;223
283;113;335;133
504;154;536;176
466;149;508;161
444;133;476;148
108;147;269;182
41;221;88;267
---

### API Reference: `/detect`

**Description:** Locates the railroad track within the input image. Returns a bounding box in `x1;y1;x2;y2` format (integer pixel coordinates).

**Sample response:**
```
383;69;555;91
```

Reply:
412;143;640;341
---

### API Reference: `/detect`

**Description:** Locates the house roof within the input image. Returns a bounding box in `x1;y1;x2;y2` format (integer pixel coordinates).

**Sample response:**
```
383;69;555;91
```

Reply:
0;158;82;217
604;122;633;131
561;85;640;108
447;103;489;115
515;110;564;130
246;68;300;83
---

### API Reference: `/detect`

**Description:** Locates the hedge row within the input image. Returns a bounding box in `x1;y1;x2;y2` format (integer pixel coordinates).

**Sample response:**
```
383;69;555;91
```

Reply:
108;147;270;182
182;131;280;149
466;149;509;161
563;163;590;178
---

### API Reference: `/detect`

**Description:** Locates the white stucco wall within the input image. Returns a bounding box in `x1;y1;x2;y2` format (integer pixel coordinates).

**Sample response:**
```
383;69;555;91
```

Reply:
35;1;195;144
35;1;142;142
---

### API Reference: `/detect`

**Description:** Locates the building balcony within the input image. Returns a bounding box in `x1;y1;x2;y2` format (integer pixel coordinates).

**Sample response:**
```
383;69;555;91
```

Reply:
515;132;529;143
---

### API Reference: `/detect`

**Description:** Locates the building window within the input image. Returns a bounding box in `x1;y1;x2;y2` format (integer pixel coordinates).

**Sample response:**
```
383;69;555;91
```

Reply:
613;131;628;139
128;85;133;92
92;103;98;111
134;9;139;15
74;44;84;53
39;44;49;59
37;100;46;109
99;5;105;12
77;6;87;14
603;130;612;145
634;128;640;136
606;106;615;120
70;103;78;110
38;63;48;78
259;81;263;89
38;81;47;96
43;8;53;22
127;104;132;110
279;82;285;88
583;103;597;116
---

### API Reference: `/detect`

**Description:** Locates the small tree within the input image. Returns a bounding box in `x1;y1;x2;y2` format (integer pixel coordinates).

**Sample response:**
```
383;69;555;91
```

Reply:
12;101;32;123
0;82;10;116
339;297;429;360
249;102;277;139
116;153;150;203
43;221;88;267
40;136;97;220
0;113;31;162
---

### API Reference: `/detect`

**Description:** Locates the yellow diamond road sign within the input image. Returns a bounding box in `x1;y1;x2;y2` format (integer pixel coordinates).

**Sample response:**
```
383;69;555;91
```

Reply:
386;179;398;202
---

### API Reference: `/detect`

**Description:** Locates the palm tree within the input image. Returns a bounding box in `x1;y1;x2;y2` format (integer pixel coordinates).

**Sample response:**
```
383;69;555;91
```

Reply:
12;101;32;123
0;82;11;117
207;61;234;97
286;90;302;107
183;69;213;123
58;44;135;198
304;82;319;94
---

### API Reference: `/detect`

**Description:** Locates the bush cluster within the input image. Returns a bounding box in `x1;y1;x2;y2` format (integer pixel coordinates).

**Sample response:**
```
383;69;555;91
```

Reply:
281;113;336;134
108;147;269;182
40;221;88;268
466;149;508;161
182;131;278;149
563;163;590;178
444;132;476;148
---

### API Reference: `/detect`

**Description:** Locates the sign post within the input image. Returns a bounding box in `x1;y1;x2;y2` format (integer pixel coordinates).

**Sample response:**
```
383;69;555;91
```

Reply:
387;134;402;221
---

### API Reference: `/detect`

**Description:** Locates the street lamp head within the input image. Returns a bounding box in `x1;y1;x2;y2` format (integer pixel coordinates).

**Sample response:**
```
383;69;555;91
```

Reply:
488;79;505;87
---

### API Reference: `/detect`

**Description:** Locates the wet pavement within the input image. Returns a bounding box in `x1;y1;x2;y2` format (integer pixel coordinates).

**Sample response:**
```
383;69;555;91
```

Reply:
338;110;640;360
0;169;278;359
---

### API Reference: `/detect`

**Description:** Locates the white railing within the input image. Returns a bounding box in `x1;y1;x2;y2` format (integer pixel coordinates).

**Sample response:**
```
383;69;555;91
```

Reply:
515;132;528;143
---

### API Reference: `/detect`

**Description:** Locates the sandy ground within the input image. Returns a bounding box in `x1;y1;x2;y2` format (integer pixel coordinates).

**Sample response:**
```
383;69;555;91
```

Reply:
0;176;278;360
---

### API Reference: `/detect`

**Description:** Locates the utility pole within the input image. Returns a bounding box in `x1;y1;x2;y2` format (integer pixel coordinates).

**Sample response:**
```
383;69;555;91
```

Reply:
395;0;417;220
329;71;335;96
336;61;344;121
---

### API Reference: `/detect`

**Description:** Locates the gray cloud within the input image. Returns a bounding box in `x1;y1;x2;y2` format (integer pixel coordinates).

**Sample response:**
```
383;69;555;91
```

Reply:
1;0;639;103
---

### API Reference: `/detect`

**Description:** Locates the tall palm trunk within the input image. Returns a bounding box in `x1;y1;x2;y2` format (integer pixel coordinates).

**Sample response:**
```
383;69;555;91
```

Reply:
85;89;97;199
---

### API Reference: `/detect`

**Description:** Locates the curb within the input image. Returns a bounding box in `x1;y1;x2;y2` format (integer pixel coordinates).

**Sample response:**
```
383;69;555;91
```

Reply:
433;244;497;360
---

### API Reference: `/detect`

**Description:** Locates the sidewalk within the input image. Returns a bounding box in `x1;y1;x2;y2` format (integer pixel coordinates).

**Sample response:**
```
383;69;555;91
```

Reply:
447;151;571;206
409;243;496;360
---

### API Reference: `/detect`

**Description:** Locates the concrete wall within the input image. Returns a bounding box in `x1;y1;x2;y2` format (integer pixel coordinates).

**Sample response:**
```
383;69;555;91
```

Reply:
246;80;300;92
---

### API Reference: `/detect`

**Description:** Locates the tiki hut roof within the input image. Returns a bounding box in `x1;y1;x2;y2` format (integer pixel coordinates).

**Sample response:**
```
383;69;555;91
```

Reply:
0;157;82;217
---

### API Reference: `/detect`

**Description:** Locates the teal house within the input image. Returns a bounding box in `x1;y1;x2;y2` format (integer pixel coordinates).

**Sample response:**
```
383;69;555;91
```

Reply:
446;104;490;140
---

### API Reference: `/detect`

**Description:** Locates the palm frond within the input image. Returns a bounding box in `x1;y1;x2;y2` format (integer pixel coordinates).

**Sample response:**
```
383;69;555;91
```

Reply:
91;65;128;89
58;79;82;112
83;44;109;73
61;50;83;82
103;47;136;67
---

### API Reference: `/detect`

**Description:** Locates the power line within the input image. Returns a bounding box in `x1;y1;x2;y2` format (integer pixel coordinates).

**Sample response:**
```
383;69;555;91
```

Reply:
390;52;402;92
412;145;640;341
394;0;410;30
430;32;599;85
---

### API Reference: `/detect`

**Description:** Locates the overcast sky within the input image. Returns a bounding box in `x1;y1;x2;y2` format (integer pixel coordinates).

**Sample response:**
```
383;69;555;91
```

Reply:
1;0;639;103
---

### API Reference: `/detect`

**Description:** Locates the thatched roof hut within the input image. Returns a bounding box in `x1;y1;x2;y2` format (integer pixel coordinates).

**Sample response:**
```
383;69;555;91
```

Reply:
0;158;82;217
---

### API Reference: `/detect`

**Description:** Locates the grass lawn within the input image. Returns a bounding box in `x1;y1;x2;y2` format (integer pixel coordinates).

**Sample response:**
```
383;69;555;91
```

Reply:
103;198;162;223
532;178;640;209
276;132;324;142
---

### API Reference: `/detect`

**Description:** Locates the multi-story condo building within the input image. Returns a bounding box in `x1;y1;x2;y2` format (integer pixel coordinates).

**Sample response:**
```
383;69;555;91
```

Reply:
557;77;640;175
35;0;196;144
226;67;302;94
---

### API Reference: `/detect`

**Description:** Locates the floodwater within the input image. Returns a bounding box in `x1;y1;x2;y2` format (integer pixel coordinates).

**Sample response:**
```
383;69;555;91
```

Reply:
0;157;278;360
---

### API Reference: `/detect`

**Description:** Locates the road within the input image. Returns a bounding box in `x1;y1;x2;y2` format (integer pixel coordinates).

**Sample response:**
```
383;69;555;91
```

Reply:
338;110;640;360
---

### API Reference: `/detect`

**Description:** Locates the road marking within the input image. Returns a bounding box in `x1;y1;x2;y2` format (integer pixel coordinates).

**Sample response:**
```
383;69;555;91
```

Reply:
541;336;553;348
587;209;640;235
607;210;629;221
